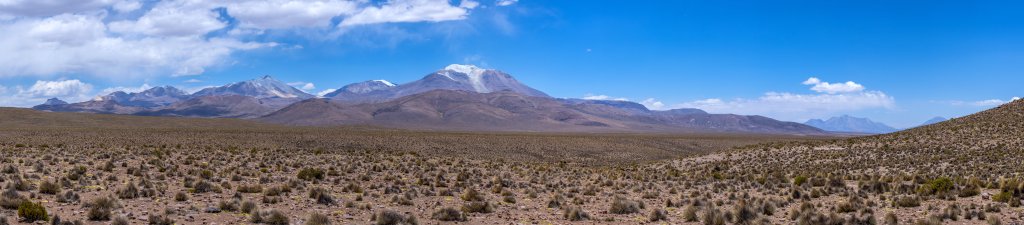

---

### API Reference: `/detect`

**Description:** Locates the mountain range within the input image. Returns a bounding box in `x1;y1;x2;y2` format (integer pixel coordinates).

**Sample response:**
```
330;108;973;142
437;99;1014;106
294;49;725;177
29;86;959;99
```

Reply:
804;115;899;134
33;64;827;135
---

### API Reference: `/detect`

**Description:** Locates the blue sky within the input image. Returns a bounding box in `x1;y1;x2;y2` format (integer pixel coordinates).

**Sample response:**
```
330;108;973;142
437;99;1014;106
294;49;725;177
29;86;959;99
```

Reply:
0;0;1021;128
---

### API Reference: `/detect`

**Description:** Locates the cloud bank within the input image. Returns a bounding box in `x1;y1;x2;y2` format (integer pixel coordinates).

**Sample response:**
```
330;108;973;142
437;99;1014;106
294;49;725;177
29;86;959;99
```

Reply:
652;77;895;122
0;0;484;79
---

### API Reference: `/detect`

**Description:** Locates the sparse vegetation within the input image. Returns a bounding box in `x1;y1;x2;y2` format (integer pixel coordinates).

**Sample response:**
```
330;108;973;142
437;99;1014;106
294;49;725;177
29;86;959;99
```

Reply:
0;100;1022;223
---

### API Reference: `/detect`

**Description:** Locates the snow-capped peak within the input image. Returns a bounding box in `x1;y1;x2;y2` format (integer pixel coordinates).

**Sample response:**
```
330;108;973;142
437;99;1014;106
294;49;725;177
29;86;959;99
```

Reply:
442;64;489;92
374;80;396;87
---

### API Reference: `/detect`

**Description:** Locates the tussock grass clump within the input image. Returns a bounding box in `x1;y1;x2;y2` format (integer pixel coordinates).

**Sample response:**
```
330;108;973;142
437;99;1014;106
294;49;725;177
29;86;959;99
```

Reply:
432;207;466;221
683;205;699;222
174;191;188;201
86;196;119;221
38;179;60;195
308;187;335;205
298;168;325;181
374;210;418;225
563;206;589;221
649;208;669;222
462;201;495;213
306;213;331;225
609;196;644;214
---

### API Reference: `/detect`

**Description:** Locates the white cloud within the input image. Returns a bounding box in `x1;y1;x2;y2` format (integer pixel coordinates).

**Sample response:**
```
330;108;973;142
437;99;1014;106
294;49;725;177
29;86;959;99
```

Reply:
949;97;1022;107
676;91;895;122
340;0;476;27
0;79;97;107
0;0;484;81
641;98;665;110
289;82;316;91
109;1;227;37
0;13;274;78
661;77;892;122
0;0;124;17
224;0;360;30
317;88;337;97
184;79;202;83
496;0;518;6
802;77;864;94
23;80;94;98
582;94;627;101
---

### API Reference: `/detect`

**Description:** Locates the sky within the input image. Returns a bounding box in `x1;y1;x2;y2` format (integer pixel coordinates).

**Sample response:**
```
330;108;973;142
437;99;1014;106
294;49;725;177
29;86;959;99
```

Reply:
0;0;1022;128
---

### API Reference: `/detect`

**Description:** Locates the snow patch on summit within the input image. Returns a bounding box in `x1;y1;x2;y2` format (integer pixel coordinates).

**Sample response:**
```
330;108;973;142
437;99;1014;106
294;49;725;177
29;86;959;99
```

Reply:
443;64;489;92
374;80;396;87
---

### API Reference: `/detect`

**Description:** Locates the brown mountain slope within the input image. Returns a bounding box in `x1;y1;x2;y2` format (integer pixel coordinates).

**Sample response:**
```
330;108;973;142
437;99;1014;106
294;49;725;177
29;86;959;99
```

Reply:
702;98;1024;188
261;89;828;135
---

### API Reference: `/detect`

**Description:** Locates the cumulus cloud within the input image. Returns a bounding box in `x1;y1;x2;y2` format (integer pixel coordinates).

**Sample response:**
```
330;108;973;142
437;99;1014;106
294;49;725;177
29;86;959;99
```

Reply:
802;77;864;94
340;0;477;27
0;0;483;79
0;79;98;107
0;13;273;77
22;80;94;98
109;1;227;37
225;0;360;30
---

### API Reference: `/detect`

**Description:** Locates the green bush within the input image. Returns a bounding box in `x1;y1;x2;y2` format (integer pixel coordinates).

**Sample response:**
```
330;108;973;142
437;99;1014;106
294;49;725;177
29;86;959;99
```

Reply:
992;191;1014;203
297;168;325;181
17;201;48;222
794;176;808;186
918;177;954;195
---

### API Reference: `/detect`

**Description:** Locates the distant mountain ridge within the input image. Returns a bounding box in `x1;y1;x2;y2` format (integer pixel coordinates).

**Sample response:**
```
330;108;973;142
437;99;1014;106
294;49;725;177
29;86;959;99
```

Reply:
323;64;548;104
32;64;828;135
805;115;898;134
262;89;825;134
919;117;947;126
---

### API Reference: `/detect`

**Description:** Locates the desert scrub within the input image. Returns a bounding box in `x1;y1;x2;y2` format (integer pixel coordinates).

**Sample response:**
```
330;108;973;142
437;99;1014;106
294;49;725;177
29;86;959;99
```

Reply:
374;210;418;225
17;201;48;222
683;205;699;222
462;201;495;213
86;196;118;221
460;188;485;201
649;208;669;222
432;207;467;221
609;196;644;214
38;179;60;195
174;191;188;201
918;177;954;196
298;168;325;181
992;190;1014;203
794;175;808;186
563;206;589;221
306;213;331;225
308;187;335;205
